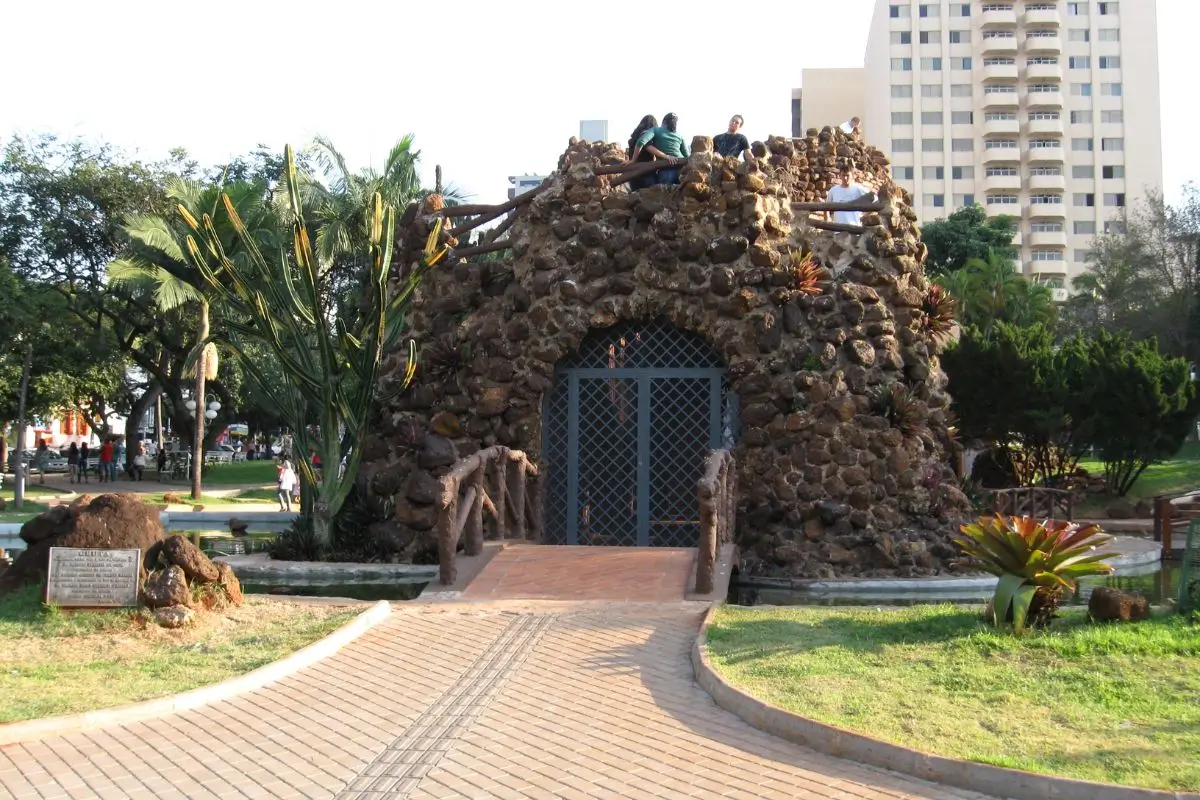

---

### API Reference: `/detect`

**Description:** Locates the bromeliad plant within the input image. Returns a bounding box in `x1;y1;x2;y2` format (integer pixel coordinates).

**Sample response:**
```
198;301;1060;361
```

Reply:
790;250;824;296
955;515;1115;633
179;144;449;548
921;284;958;348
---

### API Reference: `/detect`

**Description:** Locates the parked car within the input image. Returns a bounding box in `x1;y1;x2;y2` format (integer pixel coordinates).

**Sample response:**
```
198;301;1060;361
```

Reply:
205;444;245;464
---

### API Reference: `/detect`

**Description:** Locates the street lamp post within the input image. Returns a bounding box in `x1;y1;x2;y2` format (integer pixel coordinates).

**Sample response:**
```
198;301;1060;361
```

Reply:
186;394;221;500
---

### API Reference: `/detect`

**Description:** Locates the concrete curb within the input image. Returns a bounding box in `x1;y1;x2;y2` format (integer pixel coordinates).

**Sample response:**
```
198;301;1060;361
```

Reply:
691;604;1198;800
0;599;392;745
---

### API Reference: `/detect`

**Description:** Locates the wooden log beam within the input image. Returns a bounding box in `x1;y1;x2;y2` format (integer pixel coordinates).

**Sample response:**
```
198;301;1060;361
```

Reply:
791;199;884;212
436;477;460;586
805;219;867;235
609;159;679;189
447;183;549;235
481;213;516;245
465;468;485;556
455;485;477;539
452;239;512;259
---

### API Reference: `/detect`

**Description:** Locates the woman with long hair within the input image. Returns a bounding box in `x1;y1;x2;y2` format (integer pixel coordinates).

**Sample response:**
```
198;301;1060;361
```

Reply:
626;115;659;191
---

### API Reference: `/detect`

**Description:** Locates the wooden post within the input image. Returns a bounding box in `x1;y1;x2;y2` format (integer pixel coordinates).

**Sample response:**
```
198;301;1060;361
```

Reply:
509;457;527;539
528;471;544;543
437;478;460;586
696;480;717;596
465;467;485;556
489;451;507;541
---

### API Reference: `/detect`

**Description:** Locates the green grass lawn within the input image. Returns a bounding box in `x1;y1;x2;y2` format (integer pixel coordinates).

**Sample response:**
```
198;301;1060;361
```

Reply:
708;604;1200;791
0;584;358;723
150;459;277;487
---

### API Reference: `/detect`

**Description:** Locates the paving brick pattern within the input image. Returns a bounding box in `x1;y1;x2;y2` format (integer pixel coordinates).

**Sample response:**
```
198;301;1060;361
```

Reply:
462;546;695;602
0;603;992;799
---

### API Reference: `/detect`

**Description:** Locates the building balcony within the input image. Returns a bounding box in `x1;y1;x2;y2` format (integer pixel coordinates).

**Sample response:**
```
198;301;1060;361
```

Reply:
1027;117;1065;136
1025;35;1062;53
1028;229;1068;247
982;8;1019;27
983;91;1020;109
982;35;1018;55
1026;146;1065;164
1026;63;1064;82
987;201;1023;217
1027;202;1067;220
983;63;1020;81
983;148;1021;165
1024;8;1062;26
1028;172;1066;191
984;173;1022;191
984;117;1020;136
1025;91;1065;108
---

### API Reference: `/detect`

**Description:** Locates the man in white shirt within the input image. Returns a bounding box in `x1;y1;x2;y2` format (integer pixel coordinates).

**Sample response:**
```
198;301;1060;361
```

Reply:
827;168;874;226
839;117;862;136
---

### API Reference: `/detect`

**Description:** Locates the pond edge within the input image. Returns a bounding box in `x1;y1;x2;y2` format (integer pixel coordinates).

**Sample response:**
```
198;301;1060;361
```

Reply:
0;599;392;745
691;603;1197;800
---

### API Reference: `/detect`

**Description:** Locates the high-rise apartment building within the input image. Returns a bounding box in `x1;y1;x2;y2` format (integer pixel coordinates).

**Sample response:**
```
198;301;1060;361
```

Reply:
803;0;1162;292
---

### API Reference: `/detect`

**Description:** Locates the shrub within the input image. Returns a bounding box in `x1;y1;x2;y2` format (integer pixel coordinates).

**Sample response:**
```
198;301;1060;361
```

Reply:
871;383;926;441
955;514;1115;633
921;284;957;347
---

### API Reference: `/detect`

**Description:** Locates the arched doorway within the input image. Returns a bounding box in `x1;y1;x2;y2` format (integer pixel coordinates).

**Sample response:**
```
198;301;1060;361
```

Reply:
542;320;737;547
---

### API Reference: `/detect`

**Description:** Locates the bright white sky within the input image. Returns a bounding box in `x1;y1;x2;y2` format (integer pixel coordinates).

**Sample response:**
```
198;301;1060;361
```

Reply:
1;0;1194;206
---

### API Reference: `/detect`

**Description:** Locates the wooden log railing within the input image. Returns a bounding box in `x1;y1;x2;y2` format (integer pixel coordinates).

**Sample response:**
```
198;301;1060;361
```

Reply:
435;446;541;585
695;449;737;595
991;486;1074;521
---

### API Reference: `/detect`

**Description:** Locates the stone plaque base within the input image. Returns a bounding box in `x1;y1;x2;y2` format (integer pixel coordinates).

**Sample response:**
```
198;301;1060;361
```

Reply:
46;547;141;608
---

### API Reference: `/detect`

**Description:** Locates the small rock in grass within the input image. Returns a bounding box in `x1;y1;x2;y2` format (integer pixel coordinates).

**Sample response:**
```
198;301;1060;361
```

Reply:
153;605;195;628
1088;587;1150;622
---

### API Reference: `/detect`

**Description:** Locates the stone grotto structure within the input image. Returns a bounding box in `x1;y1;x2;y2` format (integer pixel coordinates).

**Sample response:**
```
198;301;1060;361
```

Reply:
356;127;970;579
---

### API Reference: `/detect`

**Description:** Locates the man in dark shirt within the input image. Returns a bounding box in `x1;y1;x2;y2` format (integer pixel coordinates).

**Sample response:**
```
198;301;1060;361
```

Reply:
713;115;752;161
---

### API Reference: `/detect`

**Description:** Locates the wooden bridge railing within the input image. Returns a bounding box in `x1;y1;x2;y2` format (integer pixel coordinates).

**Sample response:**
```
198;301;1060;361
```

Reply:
991;486;1074;521
695;449;737;595
435;446;541;585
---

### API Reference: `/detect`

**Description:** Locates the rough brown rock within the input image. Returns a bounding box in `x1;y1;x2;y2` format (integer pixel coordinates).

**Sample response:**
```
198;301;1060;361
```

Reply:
0;494;165;595
161;535;220;583
215;562;244;607
1088;587;1150;622
153;605;195;628
143;565;190;609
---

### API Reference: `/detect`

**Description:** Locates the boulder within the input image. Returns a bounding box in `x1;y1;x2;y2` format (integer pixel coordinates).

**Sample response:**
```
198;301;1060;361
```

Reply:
0;494;164;595
153;605;196;629
1088;587;1150;622
1105;500;1136;520
143;565;191;609
161;535;220;583
228;517;249;536
215;562;244;607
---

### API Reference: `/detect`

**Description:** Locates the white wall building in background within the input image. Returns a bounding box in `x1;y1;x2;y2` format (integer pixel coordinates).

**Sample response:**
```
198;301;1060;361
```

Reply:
803;0;1162;291
792;69;866;135
579;120;609;142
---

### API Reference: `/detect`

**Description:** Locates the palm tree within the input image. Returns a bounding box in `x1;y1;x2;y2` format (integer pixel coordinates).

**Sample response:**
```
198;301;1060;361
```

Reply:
938;249;1057;335
108;176;280;498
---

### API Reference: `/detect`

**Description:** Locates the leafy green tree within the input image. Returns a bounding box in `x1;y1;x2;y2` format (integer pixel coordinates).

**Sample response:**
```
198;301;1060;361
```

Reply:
935;249;1057;335
921;205;1018;276
1079;331;1199;495
181;145;445;547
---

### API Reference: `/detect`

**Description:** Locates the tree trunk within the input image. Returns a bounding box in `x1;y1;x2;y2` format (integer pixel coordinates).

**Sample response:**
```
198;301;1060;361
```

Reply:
126;384;161;473
13;342;33;509
191;301;209;500
0;424;8;475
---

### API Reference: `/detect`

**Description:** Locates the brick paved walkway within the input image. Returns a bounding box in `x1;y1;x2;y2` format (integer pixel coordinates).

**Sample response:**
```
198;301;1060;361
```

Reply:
0;603;991;800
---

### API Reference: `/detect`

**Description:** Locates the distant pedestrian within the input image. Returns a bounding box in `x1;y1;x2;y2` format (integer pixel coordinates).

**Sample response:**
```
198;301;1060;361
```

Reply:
99;438;114;483
713;114;752;161
32;441;50;485
132;442;147;481
276;458;297;513
79;442;90;483
114;438;126;480
67;442;80;484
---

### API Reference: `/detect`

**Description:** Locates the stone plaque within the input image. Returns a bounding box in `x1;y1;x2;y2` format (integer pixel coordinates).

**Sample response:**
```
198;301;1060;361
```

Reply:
46;547;141;608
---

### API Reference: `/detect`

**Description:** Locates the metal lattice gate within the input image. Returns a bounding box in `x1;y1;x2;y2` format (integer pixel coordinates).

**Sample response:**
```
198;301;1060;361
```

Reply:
542;321;736;547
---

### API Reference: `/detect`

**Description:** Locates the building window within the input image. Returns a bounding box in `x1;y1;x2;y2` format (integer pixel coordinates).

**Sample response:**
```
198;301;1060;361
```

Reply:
1028;111;1061;121
981;4;1015;11
1072;138;1094;151
921;57;943;71
1070;110;1093;124
1103;165;1125;179
1072;165;1095;178
1101;137;1124;151
1028;57;1059;65
1032;250;1066;261
891;84;914;98
1098;28;1120;41
922;83;943;97
892;58;913;71
1101;82;1123;96
922;138;944;152
1067;2;1088;15
923;166;945;179
983;30;1015;41
892;139;914;152
1068;28;1090;41
1105;220;1127;234
892;111;914;125
953;166;975;179
1028;83;1058;93
985;112;1017;121
949;3;971;16
894;166;915;179
987;195;1019;205
932;194;946;207
984;57;1016;66
1074;221;1096;234
890;4;910;17
919;30;936;44
1027;29;1058;38
948;30;967;43
1104;193;1126;206
1030;166;1062;176
1068;56;1091;69
1030;195;1064;205
1031;222;1064;232
1098;1;1118;14
1029;139;1061;149
1101;110;1124;123
985;85;1017;94
951;57;972;70
1074;193;1096;207
953;193;975;207
951;139;973;152
986;167;1019;176
891;31;912;44
1071;83;1093;96
950;84;973;97
1075;249;1092;262
986;139;1019;149
951;111;974;124
1099;56;1121;69
920;4;941;17
921;111;944;124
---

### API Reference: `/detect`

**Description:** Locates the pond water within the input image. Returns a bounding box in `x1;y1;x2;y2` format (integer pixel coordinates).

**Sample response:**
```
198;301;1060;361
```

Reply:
731;561;1183;607
241;580;429;601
